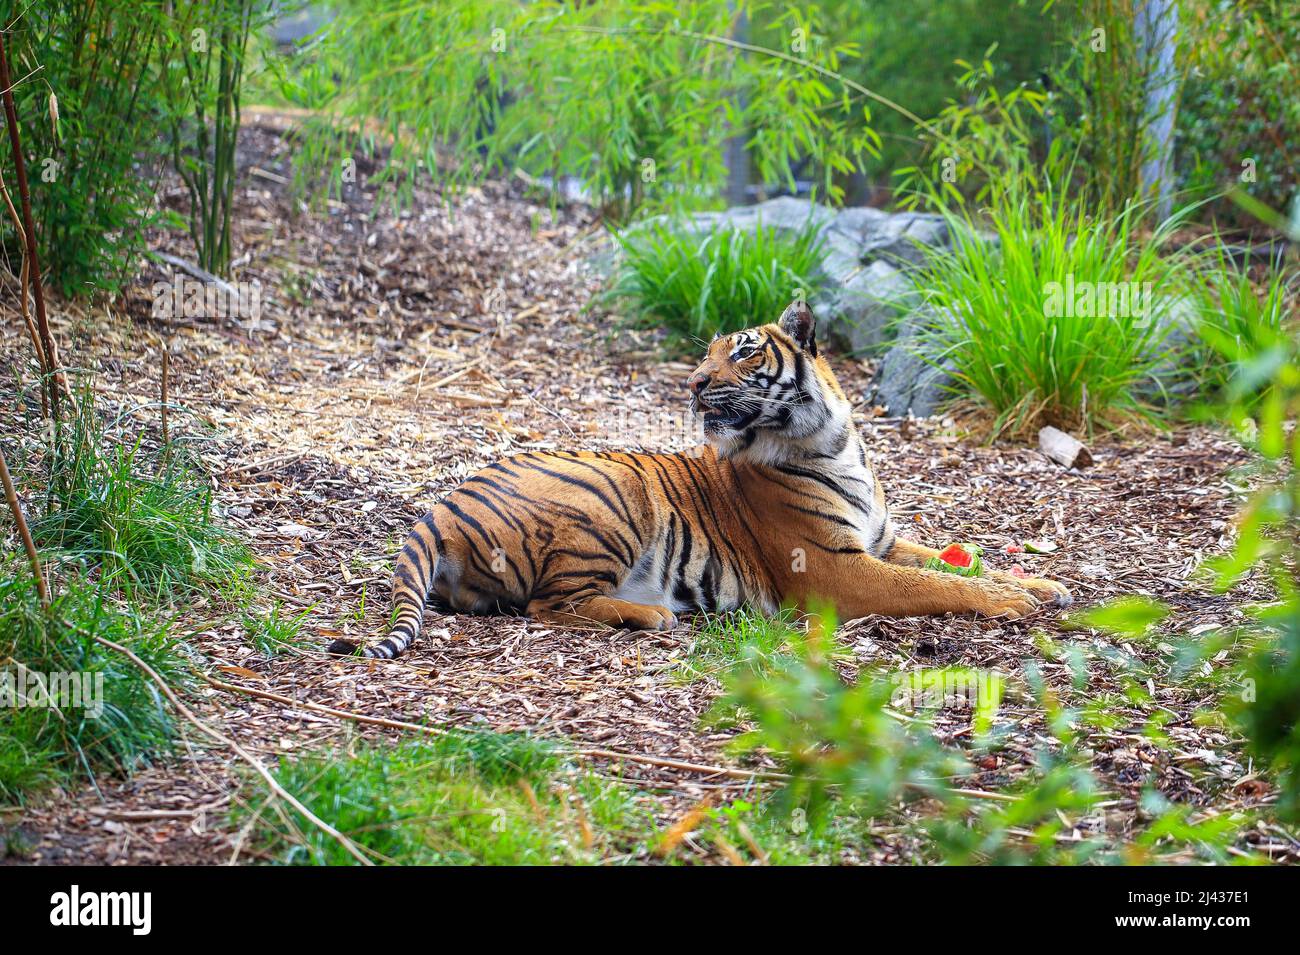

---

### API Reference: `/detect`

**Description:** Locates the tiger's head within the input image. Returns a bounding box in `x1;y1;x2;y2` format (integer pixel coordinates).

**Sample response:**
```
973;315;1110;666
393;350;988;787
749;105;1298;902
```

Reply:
687;300;852;463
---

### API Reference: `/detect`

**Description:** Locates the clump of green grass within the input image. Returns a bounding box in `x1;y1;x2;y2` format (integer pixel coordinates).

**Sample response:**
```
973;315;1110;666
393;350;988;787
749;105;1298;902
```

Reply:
677;608;804;683
0;565;182;803
243;601;314;658
239;729;654;865
604;216;830;348
915;182;1191;438
1187;244;1296;405
33;391;251;601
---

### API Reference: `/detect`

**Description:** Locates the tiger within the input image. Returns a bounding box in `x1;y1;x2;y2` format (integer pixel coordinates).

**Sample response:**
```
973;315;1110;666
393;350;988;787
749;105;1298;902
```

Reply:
327;299;1071;660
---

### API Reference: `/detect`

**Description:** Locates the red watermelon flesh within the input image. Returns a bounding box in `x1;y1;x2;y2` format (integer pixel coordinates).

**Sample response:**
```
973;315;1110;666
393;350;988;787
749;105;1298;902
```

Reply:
937;544;973;568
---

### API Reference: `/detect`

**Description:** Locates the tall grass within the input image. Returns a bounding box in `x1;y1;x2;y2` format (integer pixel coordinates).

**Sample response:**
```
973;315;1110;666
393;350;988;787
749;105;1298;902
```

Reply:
914;183;1191;437
240;730;653;865
0;567;182;802
0;386;248;802
1186;244;1295;404
243;601;313;658
605;217;830;348
33;391;251;601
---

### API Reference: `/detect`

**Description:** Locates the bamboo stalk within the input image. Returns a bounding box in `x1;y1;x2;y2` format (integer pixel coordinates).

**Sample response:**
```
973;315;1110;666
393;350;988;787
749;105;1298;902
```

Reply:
0;448;47;607
160;347;170;450
0;29;62;421
0;173;48;417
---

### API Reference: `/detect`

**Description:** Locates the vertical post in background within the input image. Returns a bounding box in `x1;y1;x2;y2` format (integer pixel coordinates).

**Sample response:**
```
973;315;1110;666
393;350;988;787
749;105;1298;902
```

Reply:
723;3;750;207
1136;0;1179;221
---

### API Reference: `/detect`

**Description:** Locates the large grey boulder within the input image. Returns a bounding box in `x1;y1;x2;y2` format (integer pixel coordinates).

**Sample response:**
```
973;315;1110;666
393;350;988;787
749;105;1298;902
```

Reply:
600;197;963;416
857;212;949;269
671;198;953;350
818;259;917;353
872;307;958;417
1141;295;1201;398
708;195;835;234
824;206;892;245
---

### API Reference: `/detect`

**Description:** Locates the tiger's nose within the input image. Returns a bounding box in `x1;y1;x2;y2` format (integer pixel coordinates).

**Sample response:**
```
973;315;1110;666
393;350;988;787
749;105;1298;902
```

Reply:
687;371;711;395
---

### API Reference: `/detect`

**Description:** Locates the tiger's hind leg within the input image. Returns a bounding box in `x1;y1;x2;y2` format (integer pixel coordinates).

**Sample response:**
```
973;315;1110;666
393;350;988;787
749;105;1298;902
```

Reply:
883;538;1072;609
527;594;678;632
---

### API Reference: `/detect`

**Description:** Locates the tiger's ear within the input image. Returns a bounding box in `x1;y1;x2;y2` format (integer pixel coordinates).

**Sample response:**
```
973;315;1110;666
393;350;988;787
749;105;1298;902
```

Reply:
778;299;817;356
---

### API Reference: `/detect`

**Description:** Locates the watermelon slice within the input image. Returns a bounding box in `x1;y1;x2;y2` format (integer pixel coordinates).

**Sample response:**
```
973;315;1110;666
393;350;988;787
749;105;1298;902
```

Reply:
924;542;985;577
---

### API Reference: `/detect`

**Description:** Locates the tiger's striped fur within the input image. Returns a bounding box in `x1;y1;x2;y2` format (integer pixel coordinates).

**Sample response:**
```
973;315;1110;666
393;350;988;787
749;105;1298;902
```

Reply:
329;301;1071;660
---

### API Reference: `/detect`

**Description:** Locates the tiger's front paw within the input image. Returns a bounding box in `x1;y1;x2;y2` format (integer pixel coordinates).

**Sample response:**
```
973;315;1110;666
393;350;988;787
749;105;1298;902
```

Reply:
973;580;1042;620
637;605;679;632
1019;576;1073;609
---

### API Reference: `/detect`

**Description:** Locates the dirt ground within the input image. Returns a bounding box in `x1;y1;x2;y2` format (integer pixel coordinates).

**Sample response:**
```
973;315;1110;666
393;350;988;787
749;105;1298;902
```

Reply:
2;119;1292;865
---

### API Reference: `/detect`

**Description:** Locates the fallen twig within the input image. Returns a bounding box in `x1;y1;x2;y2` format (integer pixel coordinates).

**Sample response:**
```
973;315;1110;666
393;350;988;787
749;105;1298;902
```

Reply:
86;638;373;865
204;674;788;782
161;347;171;450
88;802;228;822
203;674;1035;802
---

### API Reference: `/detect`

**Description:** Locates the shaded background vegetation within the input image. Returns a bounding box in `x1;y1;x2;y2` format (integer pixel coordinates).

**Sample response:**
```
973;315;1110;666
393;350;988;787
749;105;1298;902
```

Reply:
0;0;1296;866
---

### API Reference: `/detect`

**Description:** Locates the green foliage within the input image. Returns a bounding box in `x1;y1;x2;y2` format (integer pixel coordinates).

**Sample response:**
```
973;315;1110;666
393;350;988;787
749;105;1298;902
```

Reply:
701;604;1261;863
243;601;313;658
807;0;1060;191
1187;245;1295;405
895;51;1056;209
1176;0;1300;227
913;178;1191;437
241;730;654;865
1078;597;1171;639
270;0;876;219
0;566;182;803
676;608;804;683
1068;201;1299;824
1203;242;1300;819
718;614;967;825
925;761;1106;863
1;1;171;296
0;381;248;804
160;1;273;276
1233;604;1300;820
33;391;251;601
0;1;269;294
605;217;829;348
1049;0;1156;216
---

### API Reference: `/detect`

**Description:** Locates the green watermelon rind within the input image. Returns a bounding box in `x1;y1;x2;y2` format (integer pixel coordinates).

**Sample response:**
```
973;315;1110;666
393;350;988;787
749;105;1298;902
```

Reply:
924;543;985;578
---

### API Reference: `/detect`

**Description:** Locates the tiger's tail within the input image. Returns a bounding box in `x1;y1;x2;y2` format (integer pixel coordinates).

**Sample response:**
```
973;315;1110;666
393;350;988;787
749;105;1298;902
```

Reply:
326;513;441;660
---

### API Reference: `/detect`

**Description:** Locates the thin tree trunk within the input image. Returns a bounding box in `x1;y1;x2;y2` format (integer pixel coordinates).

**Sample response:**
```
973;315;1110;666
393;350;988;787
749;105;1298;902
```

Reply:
0;30;62;422
723;4;750;207
0;449;48;607
1136;0;1179;220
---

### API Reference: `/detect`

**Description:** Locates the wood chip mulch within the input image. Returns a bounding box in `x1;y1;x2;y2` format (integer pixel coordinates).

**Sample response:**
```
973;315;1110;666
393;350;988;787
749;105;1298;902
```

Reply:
0;117;1292;865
